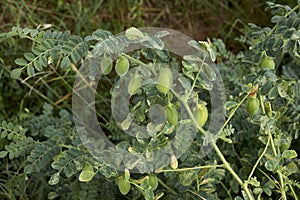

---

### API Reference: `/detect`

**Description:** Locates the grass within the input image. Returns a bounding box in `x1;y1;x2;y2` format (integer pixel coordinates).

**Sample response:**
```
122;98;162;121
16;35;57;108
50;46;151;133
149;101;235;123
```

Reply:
0;0;272;38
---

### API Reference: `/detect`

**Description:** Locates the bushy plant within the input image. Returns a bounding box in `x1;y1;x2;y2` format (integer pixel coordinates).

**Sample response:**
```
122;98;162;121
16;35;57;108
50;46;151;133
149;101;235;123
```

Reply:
0;1;299;200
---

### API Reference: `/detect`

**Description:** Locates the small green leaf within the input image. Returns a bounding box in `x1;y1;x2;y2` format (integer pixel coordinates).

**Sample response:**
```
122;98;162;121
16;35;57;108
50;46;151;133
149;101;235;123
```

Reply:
1;130;8;138
24;53;35;61
2;121;7;127
64;164;75;178
22;28;30;35
201;63;216;80
48;192;59;200
291;30;300;40
70;49;81;63
198;41;209;51
282;150;297;159
182;59;198;72
30;29;39;37
32;47;42;55
7;132;14;140
60;57;70;69
183;55;202;62
27;65;35;76
15;58;27;66
224;101;238;111
33;60;43;71
198;41;216;62
0;151;7;158
11;68;23;79
208;48;216;62
154;30;169;38
125;27;144;40
24;164;33;174
79;171;95;182
178;76;191;91
265;160;276;171
79;162;95;182
285;162;298;174
179;170;197;186
188;40;203;51
268;85;279;99
40;56;47;67
144;189;154;200
49;172;60;185
8;151;15;159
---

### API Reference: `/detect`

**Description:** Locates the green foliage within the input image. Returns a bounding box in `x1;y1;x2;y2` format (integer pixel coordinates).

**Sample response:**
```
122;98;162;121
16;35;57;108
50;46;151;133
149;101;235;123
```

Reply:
0;1;300;200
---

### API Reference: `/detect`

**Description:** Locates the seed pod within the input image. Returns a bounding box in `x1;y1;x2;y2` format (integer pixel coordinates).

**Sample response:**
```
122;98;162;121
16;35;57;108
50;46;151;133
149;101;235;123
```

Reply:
165;104;178;126
194;104;208;128
115;56;129;76
246;97;260;115
128;74;141;96
101;54;113;75
260;54;275;70
157;67;173;95
118;176;131;195
148;174;158;190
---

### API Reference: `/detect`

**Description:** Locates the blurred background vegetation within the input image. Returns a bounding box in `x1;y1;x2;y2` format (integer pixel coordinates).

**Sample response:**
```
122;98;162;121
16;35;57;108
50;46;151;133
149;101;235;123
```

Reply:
1;0;298;51
0;0;282;47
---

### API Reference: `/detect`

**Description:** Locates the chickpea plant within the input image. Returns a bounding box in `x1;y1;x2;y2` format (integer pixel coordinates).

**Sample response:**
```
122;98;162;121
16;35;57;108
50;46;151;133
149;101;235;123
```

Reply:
0;1;299;200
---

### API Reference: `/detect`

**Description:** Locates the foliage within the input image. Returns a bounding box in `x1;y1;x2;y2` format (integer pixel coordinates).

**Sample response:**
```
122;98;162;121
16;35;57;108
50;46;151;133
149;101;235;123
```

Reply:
0;1;300;200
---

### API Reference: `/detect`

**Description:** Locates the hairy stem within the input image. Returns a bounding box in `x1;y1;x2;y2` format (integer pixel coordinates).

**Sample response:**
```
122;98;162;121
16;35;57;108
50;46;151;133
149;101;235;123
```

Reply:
247;132;270;181
160;164;224;172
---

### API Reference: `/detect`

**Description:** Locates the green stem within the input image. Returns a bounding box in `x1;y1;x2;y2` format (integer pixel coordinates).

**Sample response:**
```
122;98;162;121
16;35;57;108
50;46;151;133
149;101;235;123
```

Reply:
246;132;270;185
269;131;287;200
130;181;145;191
212;142;254;199
219;86;255;133
278;173;287;200
122;53;146;66
157;178;177;195
211;142;241;185
259;95;266;115
219;181;233;200
187;55;206;98
269;133;277;156
160;164;224;172
188;189;206;200
288;183;298;200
